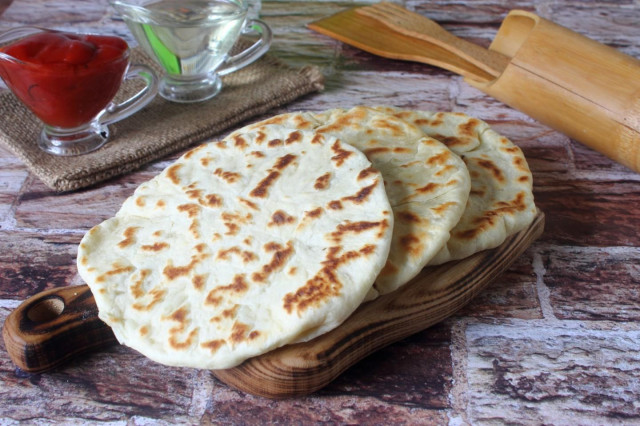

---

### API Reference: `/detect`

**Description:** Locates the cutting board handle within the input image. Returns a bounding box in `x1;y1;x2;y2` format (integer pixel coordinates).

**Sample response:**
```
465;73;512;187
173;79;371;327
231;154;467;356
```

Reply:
2;285;117;373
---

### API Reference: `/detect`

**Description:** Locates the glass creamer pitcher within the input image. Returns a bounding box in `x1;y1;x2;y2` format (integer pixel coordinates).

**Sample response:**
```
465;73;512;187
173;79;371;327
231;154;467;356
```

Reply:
111;0;272;103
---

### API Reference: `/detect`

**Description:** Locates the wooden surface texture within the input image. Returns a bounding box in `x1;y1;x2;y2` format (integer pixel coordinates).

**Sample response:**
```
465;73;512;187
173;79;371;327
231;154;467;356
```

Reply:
1;0;640;424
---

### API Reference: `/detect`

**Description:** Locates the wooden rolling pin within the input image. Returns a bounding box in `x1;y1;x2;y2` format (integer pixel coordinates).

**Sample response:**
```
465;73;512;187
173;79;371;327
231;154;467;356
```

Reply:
309;7;640;173
466;10;640;173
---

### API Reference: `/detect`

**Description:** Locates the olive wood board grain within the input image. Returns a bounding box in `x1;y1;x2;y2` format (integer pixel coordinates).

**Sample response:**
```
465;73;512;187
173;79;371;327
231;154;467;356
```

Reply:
3;210;544;398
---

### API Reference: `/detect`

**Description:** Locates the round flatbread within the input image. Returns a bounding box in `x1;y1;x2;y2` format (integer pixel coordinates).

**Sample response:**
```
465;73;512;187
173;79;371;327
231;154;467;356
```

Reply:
234;106;471;295
77;128;393;369
373;106;537;264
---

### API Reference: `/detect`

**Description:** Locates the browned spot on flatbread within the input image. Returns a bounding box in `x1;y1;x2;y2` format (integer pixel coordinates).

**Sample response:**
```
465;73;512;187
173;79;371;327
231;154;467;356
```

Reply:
432;134;466;148
393;147;412;154
431;201;458;215
230;322;260;344
178;203;200;218
273;153;297;170
378;259;398;276
518;175;530;183
214;168;241;184
314;172;331;190
203;194;222;207
435;164;456;177
163;252;209;281
201;339;225;353
140;326;148;336
329;219;389;243
357;167;377;180
96;264;135;283
305;207;323;219
317;109;365;134
513;156;529;173
189;219;201;239
217;246;258;263
205;274;249;307
399;233;424;258
380;259;398;276
476;158;505;183
285;131;302;144
185;144;208;159
268;138;283;147
454;192;529;240
135;196;145;207
221;211;252;236
222;305;239;319
132;287;166;311
330;140;353;166
186;189;202;200
117;227;138;249
251;241;294;283
239;198;258;210
417;182;441;195
200;157;211;167
373;118;405;137
156;200;166;208
311;134;324;144
328;200;343;210
502;146;520;154
192;274;206;290
342;182;377;204
250;171;280;198
363;147;390;156
427;151;451;166
141;242;169;252
130;269;151;298
431;113;445;127
269;210;296;226
255;130;267;144
458;118;480;137
233;134;247;149
283;244;376;314
169;328;198;350
166;164;182;185
250;150;265;158
397;210;422;224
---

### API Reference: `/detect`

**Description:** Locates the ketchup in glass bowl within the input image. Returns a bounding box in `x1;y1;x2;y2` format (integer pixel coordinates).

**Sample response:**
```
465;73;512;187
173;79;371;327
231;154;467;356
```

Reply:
0;27;158;156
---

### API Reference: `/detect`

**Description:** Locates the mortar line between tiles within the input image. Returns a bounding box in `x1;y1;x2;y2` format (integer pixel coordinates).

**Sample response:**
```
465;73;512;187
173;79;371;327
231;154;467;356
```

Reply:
447;319;471;426
188;370;216;419
532;250;558;322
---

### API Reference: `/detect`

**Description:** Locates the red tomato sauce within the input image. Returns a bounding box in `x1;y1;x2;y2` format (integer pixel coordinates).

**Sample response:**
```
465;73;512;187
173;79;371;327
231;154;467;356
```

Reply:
0;31;130;128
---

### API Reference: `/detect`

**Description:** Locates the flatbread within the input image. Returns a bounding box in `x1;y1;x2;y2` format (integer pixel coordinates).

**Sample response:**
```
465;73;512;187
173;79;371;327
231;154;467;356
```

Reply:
233;106;471;295
77;128;393;369
373;106;537;264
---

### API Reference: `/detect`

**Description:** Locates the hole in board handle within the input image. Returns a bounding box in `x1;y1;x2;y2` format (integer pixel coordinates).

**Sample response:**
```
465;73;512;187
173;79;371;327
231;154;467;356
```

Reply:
27;297;65;323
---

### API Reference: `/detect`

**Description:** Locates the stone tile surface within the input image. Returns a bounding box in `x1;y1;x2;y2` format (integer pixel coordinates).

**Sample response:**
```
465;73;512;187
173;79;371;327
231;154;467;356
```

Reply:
1;0;639;424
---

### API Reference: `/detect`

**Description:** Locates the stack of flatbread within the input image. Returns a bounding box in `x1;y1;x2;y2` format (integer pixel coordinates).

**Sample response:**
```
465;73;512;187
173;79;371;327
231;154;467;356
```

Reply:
77;106;536;370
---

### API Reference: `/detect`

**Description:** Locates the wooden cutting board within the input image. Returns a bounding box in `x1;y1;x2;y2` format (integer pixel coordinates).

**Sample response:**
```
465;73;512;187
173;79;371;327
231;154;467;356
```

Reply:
3;211;544;398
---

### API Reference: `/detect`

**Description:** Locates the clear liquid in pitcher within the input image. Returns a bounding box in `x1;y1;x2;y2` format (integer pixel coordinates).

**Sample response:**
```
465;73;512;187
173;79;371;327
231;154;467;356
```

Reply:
120;0;247;78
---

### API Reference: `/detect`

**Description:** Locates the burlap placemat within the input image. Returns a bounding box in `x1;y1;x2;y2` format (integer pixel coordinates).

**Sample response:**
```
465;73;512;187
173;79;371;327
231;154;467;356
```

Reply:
0;46;324;192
